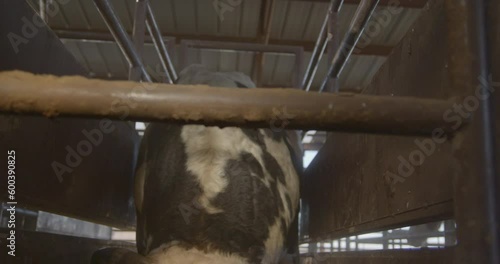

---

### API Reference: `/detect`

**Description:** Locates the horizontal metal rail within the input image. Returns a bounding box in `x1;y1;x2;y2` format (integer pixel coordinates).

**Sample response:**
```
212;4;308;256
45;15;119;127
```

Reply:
181;40;304;54
54;29;175;45
0;71;464;135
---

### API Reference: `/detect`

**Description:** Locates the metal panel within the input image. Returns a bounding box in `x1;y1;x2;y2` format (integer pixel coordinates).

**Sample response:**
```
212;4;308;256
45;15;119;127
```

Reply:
0;228;135;264
0;116;139;229
36;211;112;240
302;248;454;264
445;0;500;263
0;0;139;229
0;1;84;75
488;1;500;261
301;0;454;241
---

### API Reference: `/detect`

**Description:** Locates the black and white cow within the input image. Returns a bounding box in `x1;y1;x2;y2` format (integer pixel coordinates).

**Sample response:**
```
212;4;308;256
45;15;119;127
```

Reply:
92;65;302;264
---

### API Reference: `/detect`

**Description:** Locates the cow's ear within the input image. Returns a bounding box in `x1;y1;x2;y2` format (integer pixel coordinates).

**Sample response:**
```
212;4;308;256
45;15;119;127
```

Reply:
91;247;151;264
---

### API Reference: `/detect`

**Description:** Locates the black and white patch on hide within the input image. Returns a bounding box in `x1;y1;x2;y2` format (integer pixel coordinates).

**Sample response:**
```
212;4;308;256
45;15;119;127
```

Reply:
97;65;302;264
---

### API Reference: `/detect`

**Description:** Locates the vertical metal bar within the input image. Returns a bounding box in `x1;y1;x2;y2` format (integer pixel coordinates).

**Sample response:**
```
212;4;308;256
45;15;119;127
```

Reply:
180;41;189;71
305;33;330;92
325;2;342;92
302;7;329;89
145;21;172;84
302;0;343;91
252;0;276;87
445;0;499;263
319;0;379;92
486;1;500;260
146;3;177;83
443;220;456;246
93;0;152;82
39;0;47;22
129;0;147;82
294;48;304;88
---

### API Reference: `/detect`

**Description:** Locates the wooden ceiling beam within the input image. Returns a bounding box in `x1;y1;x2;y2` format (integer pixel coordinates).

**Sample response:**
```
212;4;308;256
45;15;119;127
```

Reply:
54;29;392;56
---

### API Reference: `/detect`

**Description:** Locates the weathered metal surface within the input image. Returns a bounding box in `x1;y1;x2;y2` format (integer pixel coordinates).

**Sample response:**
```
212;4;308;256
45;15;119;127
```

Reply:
0;0;139;229
0;228;135;264
445;0;500;263
302;0;455;241
0;70;461;136
301;248;454;264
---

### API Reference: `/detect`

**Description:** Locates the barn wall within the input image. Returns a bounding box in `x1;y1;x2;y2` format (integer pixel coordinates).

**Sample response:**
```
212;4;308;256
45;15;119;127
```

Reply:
0;228;135;264
0;0;139;229
488;0;500;214
301;0;454;241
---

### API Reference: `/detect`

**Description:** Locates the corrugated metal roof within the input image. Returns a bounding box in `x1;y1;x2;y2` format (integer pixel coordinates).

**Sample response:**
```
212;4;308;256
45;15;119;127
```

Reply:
30;0;422;91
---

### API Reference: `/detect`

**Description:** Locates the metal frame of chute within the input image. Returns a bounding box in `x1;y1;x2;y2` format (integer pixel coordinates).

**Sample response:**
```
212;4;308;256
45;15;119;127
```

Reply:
302;0;380;93
92;0;177;84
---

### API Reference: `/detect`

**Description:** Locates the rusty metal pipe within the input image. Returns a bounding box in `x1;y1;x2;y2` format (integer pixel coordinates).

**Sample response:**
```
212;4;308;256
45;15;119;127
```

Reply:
0;71;463;136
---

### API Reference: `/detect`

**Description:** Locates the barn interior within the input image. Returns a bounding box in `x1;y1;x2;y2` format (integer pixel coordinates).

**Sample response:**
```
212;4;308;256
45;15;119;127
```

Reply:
0;0;499;263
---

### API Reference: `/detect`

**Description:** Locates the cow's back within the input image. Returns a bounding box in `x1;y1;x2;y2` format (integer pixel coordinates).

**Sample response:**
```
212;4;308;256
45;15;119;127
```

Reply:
135;123;301;263
132;65;301;264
